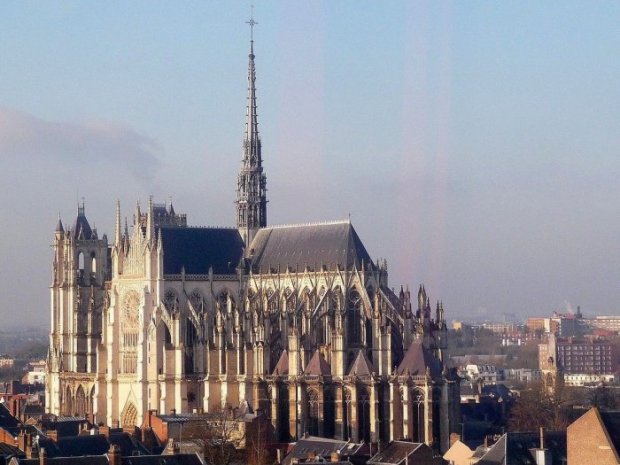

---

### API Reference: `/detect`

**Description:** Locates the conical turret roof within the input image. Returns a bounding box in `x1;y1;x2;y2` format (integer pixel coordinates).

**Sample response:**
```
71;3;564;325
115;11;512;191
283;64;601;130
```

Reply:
348;349;374;377
272;350;289;376
396;341;442;377
304;350;331;376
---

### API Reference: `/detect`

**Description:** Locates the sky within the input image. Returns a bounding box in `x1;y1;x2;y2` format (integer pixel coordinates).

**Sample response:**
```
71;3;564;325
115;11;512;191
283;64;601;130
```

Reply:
0;1;619;327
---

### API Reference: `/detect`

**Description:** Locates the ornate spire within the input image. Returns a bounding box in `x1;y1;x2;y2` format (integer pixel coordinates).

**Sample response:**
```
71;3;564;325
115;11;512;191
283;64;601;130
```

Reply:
236;7;267;247
245;8;259;153
147;195;154;243
115;200;122;246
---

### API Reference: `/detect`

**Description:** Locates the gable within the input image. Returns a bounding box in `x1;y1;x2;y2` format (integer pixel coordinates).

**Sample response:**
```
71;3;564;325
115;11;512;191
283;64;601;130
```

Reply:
568;408;620;465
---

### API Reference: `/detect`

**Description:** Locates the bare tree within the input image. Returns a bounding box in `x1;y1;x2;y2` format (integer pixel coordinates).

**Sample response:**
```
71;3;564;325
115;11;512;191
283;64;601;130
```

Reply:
246;415;274;465
508;382;580;432
182;409;243;465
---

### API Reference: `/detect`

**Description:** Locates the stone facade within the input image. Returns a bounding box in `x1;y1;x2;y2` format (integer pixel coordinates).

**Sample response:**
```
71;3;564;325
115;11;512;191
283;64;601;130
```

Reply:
46;30;460;453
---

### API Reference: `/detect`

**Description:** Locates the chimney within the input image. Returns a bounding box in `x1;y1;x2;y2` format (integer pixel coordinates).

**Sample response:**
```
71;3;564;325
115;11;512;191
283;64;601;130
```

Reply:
108;444;121;465
165;438;179;455
39;447;46;465
531;427;552;465
10;398;19;418
18;431;29;454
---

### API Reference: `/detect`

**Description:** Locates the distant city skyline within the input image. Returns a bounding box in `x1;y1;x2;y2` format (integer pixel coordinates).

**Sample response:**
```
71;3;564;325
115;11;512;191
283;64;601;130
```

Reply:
1;1;619;326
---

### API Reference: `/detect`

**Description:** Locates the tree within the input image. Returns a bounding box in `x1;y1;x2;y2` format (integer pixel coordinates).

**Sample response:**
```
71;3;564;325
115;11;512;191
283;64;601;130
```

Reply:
181;409;242;465
246;415;273;465
507;382;579;432
588;385;617;410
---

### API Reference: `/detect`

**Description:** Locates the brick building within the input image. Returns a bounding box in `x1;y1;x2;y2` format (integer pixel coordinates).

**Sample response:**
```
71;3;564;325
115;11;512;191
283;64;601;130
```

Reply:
567;407;620;465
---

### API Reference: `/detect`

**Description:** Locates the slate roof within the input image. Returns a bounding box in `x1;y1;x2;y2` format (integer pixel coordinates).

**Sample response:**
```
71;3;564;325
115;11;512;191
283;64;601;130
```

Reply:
282;436;364;465
477;431;566;465
160;227;244;275
272;351;289;376
0;403;19;428
0;441;24;458
14;455;203;465
348;350;374;377
367;441;426;465
123;454;204;465
15;457;109;465
37;432;149;458
600;411;620;456
72;211;93;240
304;351;331;376
395;341;442;377
248;221;373;273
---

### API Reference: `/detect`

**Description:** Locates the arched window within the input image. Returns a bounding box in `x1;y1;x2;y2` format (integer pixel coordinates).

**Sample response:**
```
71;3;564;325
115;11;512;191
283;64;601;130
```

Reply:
90;252;97;273
307;389;320;436
120;291;140;374
343;388;352;440
185;319;197;374
64;386;73;416
357;386;371;442
347;290;362;345
75;385;86;417
278;384;290;441
412;390;425;443
189;289;203;312
78;252;84;271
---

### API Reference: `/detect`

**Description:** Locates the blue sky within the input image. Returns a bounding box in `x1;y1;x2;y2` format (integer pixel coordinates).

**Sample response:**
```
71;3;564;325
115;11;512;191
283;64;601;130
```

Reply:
0;1;619;325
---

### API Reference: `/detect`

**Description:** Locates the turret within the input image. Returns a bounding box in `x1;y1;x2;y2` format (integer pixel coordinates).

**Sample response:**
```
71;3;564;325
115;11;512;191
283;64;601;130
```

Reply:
55;214;64;239
417;285;426;313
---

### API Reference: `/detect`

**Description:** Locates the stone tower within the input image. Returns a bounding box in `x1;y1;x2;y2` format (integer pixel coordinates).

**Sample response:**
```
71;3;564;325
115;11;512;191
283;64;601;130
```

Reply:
47;203;110;416
236;17;267;247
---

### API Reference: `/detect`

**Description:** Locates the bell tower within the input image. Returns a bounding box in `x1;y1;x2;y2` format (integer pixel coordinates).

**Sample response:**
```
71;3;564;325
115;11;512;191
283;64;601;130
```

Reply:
47;203;110;416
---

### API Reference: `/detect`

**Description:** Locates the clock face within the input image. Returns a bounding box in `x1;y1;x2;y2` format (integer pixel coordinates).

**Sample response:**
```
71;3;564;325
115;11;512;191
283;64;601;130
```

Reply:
122;291;140;328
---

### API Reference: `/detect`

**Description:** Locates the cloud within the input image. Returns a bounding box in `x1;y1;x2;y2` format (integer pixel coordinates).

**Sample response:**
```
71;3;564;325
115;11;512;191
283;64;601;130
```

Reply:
0;107;161;182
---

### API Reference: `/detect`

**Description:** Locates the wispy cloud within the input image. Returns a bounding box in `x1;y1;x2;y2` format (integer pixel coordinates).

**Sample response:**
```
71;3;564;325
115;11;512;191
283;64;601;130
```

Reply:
0;107;161;181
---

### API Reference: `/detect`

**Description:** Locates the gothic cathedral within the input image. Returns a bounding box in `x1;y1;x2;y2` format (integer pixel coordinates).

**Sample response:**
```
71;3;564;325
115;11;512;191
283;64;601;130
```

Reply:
46;29;460;453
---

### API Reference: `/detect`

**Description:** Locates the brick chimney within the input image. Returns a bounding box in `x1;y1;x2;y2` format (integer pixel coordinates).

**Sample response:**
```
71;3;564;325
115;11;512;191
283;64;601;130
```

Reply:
10;398;20;418
108;444;121;465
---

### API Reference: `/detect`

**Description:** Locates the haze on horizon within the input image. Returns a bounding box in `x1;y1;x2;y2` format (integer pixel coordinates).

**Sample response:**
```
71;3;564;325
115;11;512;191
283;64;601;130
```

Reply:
0;1;619;327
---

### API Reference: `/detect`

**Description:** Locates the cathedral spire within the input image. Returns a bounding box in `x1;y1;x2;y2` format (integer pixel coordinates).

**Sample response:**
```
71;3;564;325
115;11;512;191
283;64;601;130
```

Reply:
236;8;267;247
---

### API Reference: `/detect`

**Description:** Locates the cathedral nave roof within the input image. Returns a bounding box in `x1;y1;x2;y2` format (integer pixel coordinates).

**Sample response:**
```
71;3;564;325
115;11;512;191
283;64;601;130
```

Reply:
159;227;244;275
248;221;373;273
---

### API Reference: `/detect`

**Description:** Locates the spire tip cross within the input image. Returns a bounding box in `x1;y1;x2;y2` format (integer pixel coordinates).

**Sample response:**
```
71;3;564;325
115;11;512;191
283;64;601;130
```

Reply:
246;5;258;41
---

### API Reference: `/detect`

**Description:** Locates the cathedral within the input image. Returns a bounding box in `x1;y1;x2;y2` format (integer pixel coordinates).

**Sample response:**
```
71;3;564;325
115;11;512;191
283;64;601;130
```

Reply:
46;26;460;452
